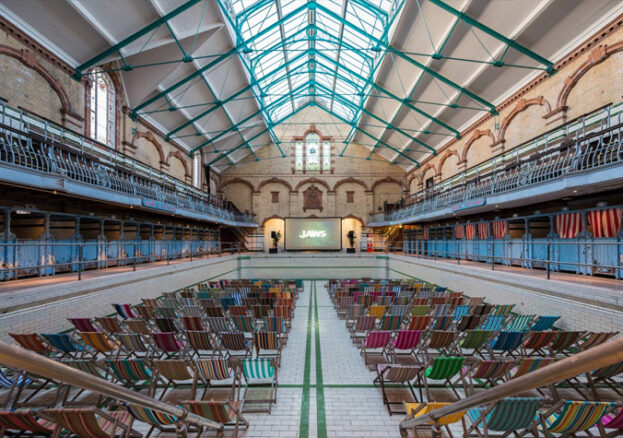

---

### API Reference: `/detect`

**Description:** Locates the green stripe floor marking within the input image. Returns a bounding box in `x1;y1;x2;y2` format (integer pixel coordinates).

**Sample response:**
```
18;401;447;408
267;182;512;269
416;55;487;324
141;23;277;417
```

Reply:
298;281;314;438
314;281;327;438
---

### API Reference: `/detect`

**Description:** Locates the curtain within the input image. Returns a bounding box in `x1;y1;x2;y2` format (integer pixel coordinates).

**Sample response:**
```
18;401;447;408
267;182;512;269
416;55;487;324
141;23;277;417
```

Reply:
492;221;506;239
465;224;475;240
422;228;429;240
555;212;582;239
588;208;623;238
478;222;489;239
454;225;464;239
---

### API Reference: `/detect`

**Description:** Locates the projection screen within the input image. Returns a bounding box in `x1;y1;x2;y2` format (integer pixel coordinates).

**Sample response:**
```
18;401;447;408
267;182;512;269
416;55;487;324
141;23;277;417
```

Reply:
284;217;342;251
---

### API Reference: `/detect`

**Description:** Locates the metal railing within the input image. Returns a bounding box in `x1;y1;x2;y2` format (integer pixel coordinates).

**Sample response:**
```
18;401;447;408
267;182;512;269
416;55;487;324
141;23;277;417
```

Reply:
0;341;222;432
0;103;256;225
371;104;623;224
399;336;623;436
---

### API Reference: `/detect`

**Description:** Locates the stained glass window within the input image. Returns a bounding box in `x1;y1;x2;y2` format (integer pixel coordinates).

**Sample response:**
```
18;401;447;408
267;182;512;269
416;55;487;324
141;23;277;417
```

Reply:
322;140;331;171
295;140;304;170
305;132;320;171
88;68;115;146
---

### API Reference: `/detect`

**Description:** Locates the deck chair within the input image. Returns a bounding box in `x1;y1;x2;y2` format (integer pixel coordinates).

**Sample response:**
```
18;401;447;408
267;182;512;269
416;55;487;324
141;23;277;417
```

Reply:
0;368;41;409
350;315;377;345
471;304;493;316
229;305;248;317
403;402;467;438
204;305;225;318
602;408;623;438
361;331;391;365
345;304;365;329
60;360;109;406
9;333;51;356
124;319;151;335
232;315;256;333
432;315;453;330
134;305;156;320
465;397;543;437
152;359;198;400
421;331;457;359
153;318;177;333
387;330;424;363
337;297;354;318
112;303;137;320
379;314;403;331
536;400;615;437
263;317;287;343
576;332;617;352
368;305;386;319
220;332;253;360
124;403;183;438
374;364;421;414
390;304;409;317
507;357;556;391
115;333;150;358
252;304;271;321
489;331;526;357
480;315;505;332
155;306;178;319
530;315;560;331
107;359;158;396
492;304;515;316
179;305;204;318
453;305;470;321
77;332;119;357
411;305;431;316
194;358;238;400
187;331;221;357
95;317;124;334
181;316;204;331
41;333;82;358
521;331;557;356
550;331;584;355
254;331;281;366
456;315;482;331
587;361;623;398
417;357;465;400
208;317;232;333
505;315;534;332
68;318;99;332
45;407;136;438
407;315;431;331
0;409;55;435
182;400;249;438
241;358;277;413
459;359;515;396
151;332;186;358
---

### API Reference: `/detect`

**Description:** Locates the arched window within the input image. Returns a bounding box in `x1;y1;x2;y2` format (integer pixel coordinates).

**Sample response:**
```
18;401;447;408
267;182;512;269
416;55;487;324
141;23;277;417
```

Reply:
87;68;115;146
293;126;332;173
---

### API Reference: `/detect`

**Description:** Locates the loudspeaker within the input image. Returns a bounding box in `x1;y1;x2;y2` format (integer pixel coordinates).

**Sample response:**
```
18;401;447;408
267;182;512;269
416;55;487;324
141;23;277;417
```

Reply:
271;231;276;239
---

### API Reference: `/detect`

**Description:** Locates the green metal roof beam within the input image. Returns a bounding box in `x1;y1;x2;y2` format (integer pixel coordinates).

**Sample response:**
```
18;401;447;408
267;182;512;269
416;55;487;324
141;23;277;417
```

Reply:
428;0;555;74
73;0;205;79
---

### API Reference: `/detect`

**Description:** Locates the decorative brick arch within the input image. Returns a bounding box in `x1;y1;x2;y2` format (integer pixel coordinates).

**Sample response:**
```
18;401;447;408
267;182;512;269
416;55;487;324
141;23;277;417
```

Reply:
342;214;365;225
257;177;293;192
165;151;191;179
460;129;496;163
221;177;256;192
295;177;331;192
497;96;552;143
416;163;436;185
435;150;460;176
0;44;80;122
371;177;407;192
332;177;370;192
557;42;623;111
261;214;285;226
131;131;166;164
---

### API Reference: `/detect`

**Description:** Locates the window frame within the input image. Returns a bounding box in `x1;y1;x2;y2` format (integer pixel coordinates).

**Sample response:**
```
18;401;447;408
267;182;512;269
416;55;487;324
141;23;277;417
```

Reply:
85;67;117;147
291;125;333;174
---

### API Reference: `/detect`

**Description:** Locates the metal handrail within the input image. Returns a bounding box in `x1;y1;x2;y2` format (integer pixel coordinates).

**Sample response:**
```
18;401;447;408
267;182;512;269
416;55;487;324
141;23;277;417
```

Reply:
399;336;623;435
0;341;222;432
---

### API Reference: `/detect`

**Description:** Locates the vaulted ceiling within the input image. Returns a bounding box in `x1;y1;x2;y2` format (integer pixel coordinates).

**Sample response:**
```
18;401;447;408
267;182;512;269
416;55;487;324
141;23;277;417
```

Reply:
1;0;621;171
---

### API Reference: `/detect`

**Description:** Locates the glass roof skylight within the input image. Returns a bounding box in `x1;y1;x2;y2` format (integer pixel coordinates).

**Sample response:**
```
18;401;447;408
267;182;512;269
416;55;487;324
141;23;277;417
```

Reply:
222;0;405;125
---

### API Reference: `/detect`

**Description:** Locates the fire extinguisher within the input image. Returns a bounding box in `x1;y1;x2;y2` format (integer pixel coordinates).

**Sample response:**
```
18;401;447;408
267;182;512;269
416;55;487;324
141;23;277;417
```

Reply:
367;235;373;252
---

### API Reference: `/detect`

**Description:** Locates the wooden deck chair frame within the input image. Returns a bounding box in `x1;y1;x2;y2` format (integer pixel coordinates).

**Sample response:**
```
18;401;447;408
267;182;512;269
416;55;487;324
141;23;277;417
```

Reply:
402;402;468;438
466;399;542;438
45;407;138;438
374;364;422;415
151;359;199;401
240;358;278;414
0;409;56;436
253;331;282;367
182;399;249;438
0;367;54;409
124;403;186;438
416;357;465;401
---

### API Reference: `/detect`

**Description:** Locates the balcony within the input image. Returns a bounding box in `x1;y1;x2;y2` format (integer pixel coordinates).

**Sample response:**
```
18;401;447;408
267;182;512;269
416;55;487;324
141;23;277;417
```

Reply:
369;103;623;226
0;103;257;227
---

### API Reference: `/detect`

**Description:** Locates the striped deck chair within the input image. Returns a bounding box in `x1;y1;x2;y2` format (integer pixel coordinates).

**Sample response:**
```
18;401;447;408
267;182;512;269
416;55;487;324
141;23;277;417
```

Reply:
531;315;560;331
536;400;615;436
472;304;493;316
361;331;392;365
602;408;623;438
576;331;617;352
220;332;252;360
588;361;623;398
229;305;248;317
125;404;182;438
263;317;287;343
95;317;123;334
379;314;403;331
68;318;99;332
77;332;119;356
403;402;466;438
421;331;457;359
134;305;155;320
337;297;354;317
241;359;277;413
492;304;515;316
112;303;136;320
182;400;248;437
411;305;431;316
431;303;452;318
254;331;281;366
550;330;584;355
107;359;156;395
45;408;136;438
41;333;81;358
489;331;526;356
521;331;557;355
505;314;534;332
153;317;177;333
459;330;493;357
388;330;424;363
124;319;151;335
390;304;409;317
368;305;386;319
466;397;543;437
274;305;292;321
467;297;485;307
0;368;38;409
115;333;150;357
374;364;422;415
457;315;482;331
508;357;556;381
61;360;109;406
207;316;232;333
152;359;197;400
345;304;364;329
0;409;55;435
453;305;470;321
9;333;51;356
155;306;178;319
142;298;160;307
204;305;225;318
181;316;204;332
350;315;377;345
459;359;515;396
179;305;203;318
407;315;431;331
232;315;256;333
187;331;221;358
220;297;236;312
432;315;453;330
151;332;186;357
418;357;465;400
194;358;237;399
480;315;505;332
